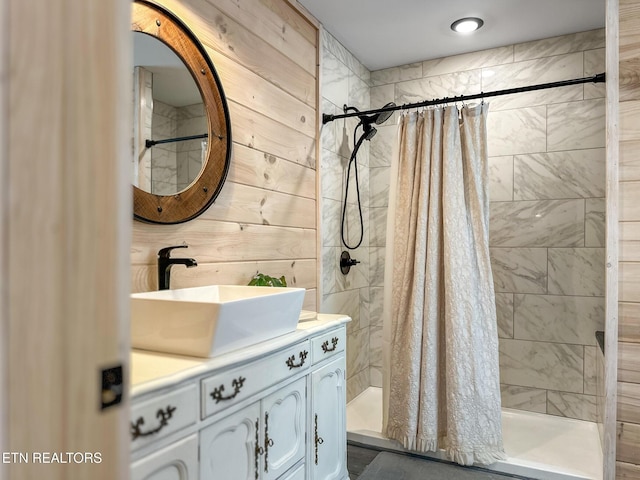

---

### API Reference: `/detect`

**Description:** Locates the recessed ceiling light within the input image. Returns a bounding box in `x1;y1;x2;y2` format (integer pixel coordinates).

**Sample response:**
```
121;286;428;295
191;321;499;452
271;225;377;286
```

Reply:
451;17;484;34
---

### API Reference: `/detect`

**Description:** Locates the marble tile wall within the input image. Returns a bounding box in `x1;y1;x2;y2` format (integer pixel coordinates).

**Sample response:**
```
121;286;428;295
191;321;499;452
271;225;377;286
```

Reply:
365;29;606;422
133;67;154;192
151;100;179;195
320;29;373;402
176;102;207;191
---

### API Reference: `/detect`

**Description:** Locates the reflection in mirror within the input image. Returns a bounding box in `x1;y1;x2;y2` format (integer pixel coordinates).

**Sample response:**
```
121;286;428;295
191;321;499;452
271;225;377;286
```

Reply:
132;0;231;224
132;32;207;195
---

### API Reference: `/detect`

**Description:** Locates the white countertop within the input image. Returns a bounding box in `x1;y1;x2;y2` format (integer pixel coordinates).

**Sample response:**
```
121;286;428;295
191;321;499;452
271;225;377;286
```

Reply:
130;313;350;398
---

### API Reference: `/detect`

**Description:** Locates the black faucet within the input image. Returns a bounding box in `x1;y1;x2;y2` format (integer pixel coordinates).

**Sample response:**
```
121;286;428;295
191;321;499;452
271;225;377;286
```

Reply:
158;245;198;290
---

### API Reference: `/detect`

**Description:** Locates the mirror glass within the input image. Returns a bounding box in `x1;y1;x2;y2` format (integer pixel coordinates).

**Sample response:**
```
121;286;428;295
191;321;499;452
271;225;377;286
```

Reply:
132;32;207;195
132;0;231;225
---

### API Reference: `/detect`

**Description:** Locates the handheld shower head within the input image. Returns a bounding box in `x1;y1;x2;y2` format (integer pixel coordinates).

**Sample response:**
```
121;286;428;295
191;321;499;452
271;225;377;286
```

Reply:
340;103;389;252
363;124;377;140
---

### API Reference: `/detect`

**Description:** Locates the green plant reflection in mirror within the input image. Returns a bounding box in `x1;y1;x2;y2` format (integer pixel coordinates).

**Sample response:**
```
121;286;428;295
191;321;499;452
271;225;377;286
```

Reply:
132;31;207;196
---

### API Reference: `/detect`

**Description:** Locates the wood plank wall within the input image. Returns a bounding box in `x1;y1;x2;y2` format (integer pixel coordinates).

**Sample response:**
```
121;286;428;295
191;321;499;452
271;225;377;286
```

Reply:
131;0;319;310
3;0;131;478
607;0;621;477
618;0;640;476
0;0;6;472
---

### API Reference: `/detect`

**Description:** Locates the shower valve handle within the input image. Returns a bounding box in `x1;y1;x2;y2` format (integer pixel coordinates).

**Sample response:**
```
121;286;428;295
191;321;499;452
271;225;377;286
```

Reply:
340;251;360;275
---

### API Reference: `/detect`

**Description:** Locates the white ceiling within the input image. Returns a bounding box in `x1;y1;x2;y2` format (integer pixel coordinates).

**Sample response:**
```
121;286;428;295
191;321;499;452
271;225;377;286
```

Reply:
297;0;606;71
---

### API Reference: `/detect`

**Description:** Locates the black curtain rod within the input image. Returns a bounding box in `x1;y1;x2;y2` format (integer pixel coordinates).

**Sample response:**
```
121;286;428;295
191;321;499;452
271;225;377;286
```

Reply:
145;133;208;148
322;72;606;124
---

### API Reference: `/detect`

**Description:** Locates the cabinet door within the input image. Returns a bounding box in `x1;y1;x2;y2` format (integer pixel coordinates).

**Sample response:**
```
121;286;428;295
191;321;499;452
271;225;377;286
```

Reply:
200;402;260;480
310;355;347;480
131;434;198;480
262;377;306;480
280;463;305;480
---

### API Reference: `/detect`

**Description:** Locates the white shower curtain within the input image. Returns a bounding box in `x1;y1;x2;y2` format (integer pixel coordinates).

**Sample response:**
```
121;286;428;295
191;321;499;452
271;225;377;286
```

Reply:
382;104;505;466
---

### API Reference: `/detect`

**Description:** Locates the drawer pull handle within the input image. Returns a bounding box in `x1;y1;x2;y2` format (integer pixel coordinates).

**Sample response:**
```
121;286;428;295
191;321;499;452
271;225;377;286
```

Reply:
254;418;261;480
210;376;246;404
321;337;339;353
285;350;308;369
130;405;177;441
314;413;324;465
264;412;274;472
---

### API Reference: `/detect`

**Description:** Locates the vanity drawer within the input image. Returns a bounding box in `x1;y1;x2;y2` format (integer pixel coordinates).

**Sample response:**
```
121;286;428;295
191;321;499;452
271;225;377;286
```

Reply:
201;340;311;419
311;327;346;365
130;384;198;451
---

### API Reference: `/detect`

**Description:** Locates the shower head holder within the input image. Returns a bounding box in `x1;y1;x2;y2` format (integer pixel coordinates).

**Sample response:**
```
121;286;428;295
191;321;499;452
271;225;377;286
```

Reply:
343;103;396;127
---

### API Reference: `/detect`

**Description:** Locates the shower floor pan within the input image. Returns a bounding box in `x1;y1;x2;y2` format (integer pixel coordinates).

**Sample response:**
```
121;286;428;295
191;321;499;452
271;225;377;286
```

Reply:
347;387;603;480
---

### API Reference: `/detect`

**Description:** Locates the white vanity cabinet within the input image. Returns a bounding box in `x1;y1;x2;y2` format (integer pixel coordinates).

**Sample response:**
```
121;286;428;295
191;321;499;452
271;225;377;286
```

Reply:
309;357;347;480
200;377;306;480
130;315;349;480
307;326;348;480
131;434;199;480
199;401;260;479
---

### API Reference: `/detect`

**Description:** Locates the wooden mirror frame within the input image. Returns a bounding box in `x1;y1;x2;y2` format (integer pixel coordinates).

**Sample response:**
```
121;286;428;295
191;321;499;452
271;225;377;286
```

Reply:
132;0;231;224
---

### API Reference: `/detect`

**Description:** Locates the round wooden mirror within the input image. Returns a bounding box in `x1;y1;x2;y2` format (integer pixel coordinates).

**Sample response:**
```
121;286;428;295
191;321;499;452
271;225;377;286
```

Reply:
132;0;231;224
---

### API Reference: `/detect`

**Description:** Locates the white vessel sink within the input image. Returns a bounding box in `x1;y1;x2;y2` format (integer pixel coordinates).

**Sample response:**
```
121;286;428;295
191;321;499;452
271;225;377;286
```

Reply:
131;285;305;358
